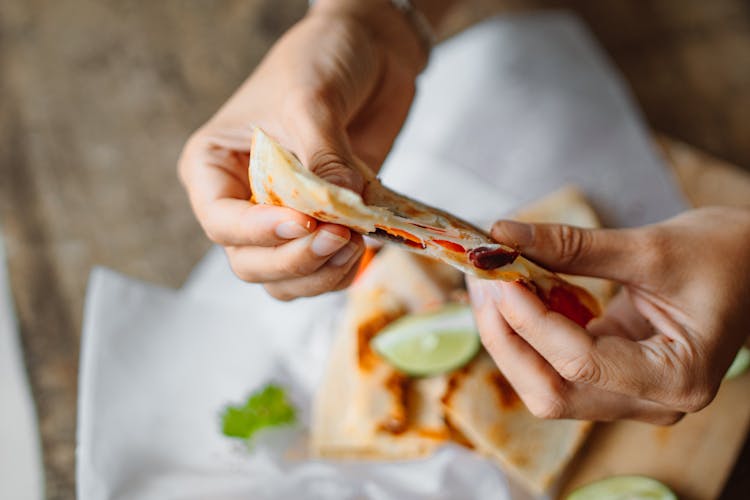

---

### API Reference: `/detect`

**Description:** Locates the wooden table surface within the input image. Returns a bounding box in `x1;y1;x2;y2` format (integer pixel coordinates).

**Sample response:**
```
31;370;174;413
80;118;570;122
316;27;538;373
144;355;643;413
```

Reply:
0;1;748;499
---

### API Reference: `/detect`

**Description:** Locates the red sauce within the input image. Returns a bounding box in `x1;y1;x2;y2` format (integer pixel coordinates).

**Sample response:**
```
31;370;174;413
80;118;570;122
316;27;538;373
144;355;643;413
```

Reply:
545;285;596;327
432;239;465;253
415;427;450;440
467;246;519;270
357;309;405;371
353;246;379;283
377;372;410;435
373;226;426;249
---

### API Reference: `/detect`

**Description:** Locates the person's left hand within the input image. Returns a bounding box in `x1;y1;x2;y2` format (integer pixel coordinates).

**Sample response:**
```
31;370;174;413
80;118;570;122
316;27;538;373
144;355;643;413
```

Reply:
467;207;750;424
178;1;426;300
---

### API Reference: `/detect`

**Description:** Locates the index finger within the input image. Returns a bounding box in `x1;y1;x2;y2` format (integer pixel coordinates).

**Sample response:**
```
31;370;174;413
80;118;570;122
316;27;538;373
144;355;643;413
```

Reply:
496;280;677;403
179;130;318;247
203;201;318;247
468;279;684;424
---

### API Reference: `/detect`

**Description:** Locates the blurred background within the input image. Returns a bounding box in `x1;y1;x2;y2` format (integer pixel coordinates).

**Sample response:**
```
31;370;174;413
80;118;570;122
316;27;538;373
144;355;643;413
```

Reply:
0;1;748;498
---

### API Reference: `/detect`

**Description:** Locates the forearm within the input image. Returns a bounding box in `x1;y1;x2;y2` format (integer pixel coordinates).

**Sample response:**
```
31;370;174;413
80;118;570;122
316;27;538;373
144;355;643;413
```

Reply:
309;0;462;73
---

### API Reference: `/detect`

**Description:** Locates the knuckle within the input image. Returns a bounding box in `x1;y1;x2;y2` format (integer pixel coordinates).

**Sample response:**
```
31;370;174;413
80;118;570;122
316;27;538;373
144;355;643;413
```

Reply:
527;393;568;420
202;219;227;245
203;226;221;244
228;262;255;284
178;131;207;180
680;384;716;413
637;228;671;275
263;284;296;302
654;411;685;426
478;328;502;355
225;249;261;283
313;265;351;292
556;351;601;385
667;344;717;413
300;282;338;298
333;272;357;292
553;224;591;267
502;306;539;336
308;149;356;186
279;258;311;279
286;245;335;277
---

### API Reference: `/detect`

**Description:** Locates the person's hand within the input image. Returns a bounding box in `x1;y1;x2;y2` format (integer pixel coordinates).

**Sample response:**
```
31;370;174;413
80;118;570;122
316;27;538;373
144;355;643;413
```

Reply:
467;206;750;424
178;1;427;300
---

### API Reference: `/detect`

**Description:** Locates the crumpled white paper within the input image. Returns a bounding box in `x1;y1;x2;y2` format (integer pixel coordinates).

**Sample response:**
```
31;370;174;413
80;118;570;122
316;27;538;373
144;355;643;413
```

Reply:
0;232;44;500
77;12;687;500
385;12;686;228
77;267;511;500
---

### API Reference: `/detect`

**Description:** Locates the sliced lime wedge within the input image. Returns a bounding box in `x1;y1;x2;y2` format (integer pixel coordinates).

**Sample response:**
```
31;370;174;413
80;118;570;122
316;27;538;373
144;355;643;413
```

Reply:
567;475;677;500
725;346;750;380
371;304;480;377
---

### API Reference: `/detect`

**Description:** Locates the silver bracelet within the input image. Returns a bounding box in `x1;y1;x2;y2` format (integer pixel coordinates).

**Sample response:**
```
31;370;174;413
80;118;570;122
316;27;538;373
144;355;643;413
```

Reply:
388;0;437;56
309;0;437;57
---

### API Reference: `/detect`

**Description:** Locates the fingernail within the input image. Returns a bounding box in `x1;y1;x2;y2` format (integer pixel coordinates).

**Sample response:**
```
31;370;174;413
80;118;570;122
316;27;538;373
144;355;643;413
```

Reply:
498;220;533;247
311;230;349;256
275;221;311;239
329;242;359;266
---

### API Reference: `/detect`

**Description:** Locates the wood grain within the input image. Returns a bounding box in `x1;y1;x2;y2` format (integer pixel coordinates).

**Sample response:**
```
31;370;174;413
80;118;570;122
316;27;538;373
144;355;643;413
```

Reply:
562;375;750;500
444;0;750;172
558;136;750;500
0;2;306;498
0;1;748;499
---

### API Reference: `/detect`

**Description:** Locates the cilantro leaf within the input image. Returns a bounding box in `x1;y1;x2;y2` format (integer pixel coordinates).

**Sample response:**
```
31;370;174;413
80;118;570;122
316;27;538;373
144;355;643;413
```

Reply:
221;383;296;441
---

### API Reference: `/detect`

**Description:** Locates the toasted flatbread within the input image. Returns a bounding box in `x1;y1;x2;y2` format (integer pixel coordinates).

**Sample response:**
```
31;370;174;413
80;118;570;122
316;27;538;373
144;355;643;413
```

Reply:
312;187;615;493
311;248;461;459
313;244;593;492
442;187;610;493
511;186;616;308
442;353;591;494
249;128;600;326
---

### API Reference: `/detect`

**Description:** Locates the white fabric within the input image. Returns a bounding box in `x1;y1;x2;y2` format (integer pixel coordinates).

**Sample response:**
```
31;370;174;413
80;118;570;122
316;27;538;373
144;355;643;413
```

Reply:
0;231;45;500
77;12;687;500
77;267;510;500
383;13;686;227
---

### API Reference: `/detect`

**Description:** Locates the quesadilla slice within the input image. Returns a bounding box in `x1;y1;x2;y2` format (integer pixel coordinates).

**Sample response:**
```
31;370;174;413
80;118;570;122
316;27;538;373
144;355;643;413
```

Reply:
442;186;611;494
313;243;594;492
442;353;591;494
249;128;600;327
511;186;616;308
312;186;612;494
311;248;462;459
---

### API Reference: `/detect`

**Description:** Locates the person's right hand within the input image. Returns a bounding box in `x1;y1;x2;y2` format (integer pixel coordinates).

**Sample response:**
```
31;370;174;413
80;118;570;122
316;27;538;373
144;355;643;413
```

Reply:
178;1;427;300
468;206;750;424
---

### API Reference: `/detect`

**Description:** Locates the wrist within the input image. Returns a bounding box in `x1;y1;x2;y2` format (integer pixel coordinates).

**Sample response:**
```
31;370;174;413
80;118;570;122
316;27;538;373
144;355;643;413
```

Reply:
309;0;445;74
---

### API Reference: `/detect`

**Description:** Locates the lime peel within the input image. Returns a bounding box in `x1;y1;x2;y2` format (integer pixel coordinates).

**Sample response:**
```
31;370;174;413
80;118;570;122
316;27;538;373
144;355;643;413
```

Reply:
371;304;480;377
566;475;677;500
725;346;750;380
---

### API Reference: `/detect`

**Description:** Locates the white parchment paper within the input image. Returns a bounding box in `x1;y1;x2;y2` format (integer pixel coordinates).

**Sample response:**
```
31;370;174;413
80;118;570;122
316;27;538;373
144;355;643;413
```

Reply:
77;12;687;500
0;231;44;500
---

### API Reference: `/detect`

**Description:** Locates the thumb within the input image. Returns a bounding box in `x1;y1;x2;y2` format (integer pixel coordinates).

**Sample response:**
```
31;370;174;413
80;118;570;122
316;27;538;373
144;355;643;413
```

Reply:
491;220;648;284
288;108;367;195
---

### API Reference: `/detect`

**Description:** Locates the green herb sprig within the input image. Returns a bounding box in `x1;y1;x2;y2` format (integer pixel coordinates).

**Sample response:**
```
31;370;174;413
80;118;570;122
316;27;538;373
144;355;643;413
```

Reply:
221;383;296;441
